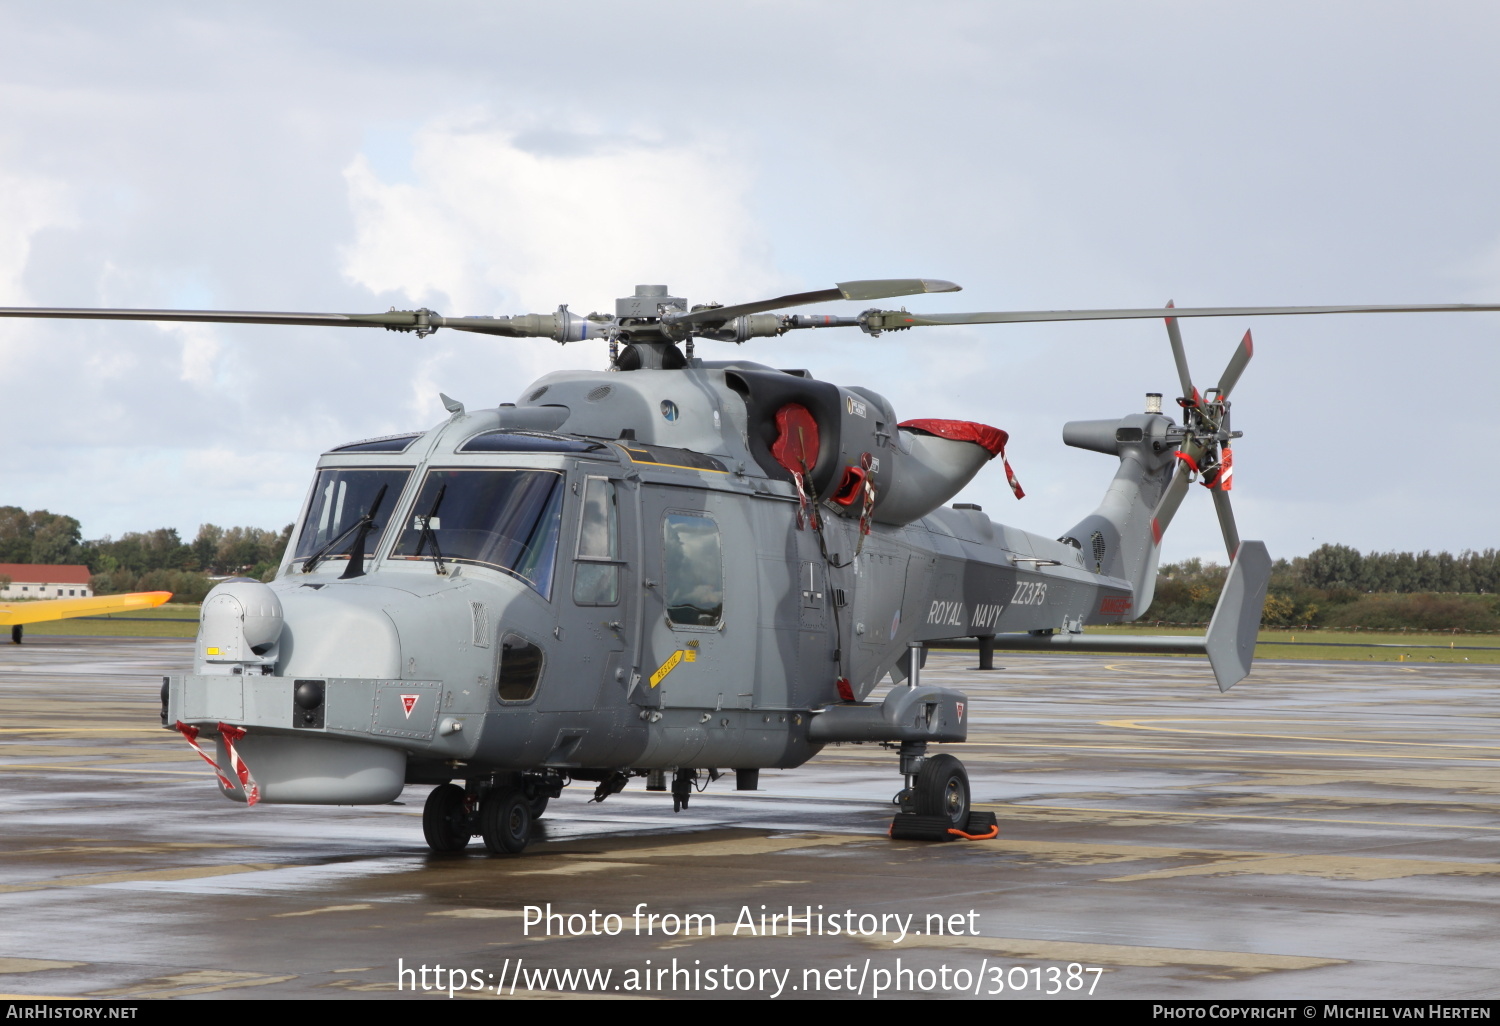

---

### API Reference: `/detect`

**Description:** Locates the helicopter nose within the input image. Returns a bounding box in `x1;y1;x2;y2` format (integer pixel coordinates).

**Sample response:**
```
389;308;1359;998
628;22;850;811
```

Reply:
275;584;402;679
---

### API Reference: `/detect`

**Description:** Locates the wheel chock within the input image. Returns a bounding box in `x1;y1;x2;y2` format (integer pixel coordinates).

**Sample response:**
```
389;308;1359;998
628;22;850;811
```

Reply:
959;810;999;839
890;814;960;841
889;810;999;842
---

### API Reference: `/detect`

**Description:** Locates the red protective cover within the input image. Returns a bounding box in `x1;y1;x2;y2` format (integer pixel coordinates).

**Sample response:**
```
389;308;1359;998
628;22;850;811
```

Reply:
832;465;866;506
771;403;820;475
897;419;1008;457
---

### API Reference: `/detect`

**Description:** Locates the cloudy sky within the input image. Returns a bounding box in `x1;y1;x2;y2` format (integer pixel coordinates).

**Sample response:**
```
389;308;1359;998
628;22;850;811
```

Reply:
2;1;1497;564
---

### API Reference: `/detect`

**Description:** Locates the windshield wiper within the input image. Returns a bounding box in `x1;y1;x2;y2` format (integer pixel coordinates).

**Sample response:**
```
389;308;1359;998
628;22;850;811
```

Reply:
302;483;389;575
413;484;448;575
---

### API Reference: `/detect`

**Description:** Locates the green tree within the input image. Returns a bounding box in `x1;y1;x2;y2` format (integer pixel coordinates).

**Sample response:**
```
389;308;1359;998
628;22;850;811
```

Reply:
191;524;224;571
0;506;31;562
1301;544;1363;590
85;528;192;575
0;509;85;565
29;512;83;564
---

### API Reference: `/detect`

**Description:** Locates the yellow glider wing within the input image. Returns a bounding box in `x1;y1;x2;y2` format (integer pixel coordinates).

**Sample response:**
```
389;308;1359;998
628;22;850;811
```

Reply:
0;591;173;626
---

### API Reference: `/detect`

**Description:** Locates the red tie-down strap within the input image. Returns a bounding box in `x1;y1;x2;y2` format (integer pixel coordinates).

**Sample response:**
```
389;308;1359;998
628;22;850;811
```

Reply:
791;470;811;530
860;453;877;531
173;720;236;792
218;723;261;806
898;419;1024;500
1180;448;1234;491
172;721;260;806
1000;454;1025;501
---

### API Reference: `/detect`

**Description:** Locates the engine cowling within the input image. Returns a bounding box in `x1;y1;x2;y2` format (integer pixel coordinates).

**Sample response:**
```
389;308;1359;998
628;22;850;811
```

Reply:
869;420;1006;525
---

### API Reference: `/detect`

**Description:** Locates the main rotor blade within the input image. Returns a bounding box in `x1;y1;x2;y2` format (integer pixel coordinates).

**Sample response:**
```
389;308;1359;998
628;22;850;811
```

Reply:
1212;488;1241;560
1164;301;1196;402
0;307;430;330
667;278;960;327
886;301;1500;328
1216;330;1254;399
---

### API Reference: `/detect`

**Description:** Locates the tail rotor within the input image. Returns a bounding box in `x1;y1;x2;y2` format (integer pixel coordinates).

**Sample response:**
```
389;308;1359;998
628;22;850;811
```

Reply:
1148;304;1251;560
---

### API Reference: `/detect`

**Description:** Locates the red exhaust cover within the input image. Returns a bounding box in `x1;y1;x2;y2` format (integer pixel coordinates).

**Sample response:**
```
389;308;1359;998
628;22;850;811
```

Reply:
898;419;1008;457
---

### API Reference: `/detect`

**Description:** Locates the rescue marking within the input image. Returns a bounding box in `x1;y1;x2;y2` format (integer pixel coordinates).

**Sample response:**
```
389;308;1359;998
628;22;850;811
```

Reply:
400;694;420;717
650;650;685;688
1098;595;1132;615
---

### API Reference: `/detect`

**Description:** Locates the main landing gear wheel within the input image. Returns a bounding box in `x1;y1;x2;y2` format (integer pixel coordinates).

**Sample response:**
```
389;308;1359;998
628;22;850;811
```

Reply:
480;788;532;855
422;783;472;853
528;795;549;819
913;753;970;828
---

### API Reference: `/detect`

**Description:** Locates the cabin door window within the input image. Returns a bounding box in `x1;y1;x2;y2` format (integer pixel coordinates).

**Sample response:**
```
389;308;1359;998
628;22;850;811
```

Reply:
661;513;723;628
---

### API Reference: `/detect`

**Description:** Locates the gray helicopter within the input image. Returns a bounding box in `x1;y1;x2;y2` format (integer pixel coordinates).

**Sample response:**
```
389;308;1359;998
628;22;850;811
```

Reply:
6;281;1497;853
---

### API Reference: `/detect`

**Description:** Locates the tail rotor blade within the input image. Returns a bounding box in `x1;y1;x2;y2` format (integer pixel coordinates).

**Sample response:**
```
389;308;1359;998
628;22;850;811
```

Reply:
1211;488;1241;560
1217;329;1254;399
1164;301;1197;404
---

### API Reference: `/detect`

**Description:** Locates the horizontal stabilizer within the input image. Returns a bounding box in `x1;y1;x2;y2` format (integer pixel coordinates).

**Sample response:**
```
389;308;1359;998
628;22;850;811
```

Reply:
928;634;1209;656
927;541;1272;691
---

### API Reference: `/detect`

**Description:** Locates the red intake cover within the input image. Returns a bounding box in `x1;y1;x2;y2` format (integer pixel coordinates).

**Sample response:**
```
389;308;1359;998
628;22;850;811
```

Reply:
898;419;1008;457
772;403;820;475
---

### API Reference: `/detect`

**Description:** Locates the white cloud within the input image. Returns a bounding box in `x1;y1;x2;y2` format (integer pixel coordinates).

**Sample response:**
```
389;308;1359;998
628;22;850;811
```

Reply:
0;173;73;304
167;322;225;387
341;115;788;317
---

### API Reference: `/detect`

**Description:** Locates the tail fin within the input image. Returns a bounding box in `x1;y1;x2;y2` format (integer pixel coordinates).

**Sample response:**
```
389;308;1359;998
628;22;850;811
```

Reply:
1205;541;1272;691
1061;412;1178;611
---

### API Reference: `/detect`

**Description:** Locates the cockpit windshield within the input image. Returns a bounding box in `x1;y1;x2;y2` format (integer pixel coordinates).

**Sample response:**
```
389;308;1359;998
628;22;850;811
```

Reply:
390;469;564;598
292;468;411;567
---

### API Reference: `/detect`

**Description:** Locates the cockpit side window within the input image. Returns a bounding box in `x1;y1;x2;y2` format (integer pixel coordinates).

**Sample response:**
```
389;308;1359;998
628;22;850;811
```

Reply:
662;512;723;627
573;477;620;606
291;468;411;568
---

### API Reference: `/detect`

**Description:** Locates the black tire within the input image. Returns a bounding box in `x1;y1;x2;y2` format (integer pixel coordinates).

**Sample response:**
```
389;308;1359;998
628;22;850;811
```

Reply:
480;788;532;855
913;754;970;828
528;795;549;819
422;783;471;853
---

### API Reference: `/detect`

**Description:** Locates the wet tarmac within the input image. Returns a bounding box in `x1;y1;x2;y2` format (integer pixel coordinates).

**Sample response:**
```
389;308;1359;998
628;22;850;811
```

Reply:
1;637;1497;1001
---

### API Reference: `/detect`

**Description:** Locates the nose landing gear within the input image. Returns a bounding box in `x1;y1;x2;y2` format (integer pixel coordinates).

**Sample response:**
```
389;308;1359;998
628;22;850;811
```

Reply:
479;788;532;855
421;771;564;855
421;782;472;853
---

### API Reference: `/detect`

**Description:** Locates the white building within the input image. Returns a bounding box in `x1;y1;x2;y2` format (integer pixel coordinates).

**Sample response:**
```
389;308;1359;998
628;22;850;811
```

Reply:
0;564;94;600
